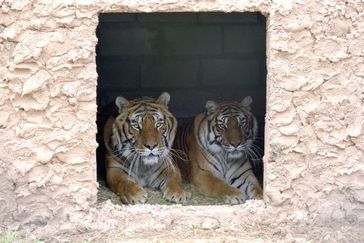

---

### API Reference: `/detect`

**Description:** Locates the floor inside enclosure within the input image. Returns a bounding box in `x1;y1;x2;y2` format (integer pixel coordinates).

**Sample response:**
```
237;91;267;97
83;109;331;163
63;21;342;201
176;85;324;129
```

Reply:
96;12;266;205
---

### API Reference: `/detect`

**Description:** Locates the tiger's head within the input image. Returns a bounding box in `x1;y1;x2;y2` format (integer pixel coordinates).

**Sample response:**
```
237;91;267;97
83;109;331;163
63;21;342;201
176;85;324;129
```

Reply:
204;96;258;160
111;92;177;165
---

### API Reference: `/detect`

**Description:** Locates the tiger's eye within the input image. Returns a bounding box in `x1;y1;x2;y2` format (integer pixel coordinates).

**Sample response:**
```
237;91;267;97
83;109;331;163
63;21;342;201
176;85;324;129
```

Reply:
155;117;164;128
156;121;163;128
129;118;139;129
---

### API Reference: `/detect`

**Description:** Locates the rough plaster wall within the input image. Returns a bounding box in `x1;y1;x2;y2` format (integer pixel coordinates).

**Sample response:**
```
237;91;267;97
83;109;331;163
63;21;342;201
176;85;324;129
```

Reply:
265;0;364;220
0;0;363;227
0;0;99;226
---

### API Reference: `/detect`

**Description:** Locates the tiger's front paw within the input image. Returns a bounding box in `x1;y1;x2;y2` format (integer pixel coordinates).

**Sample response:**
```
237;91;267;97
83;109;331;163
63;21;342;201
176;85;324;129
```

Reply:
248;185;263;200
223;187;246;205
118;183;148;204
163;186;191;204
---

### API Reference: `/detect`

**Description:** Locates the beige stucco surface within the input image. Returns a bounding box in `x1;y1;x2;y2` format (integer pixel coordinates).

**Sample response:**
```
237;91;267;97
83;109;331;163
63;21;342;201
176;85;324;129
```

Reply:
0;0;363;232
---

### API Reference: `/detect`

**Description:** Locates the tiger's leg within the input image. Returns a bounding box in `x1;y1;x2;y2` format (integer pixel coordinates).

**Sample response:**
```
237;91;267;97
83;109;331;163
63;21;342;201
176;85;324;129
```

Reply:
105;156;148;204
228;161;263;200
163;168;191;204
242;174;263;200
148;162;191;204
191;166;245;204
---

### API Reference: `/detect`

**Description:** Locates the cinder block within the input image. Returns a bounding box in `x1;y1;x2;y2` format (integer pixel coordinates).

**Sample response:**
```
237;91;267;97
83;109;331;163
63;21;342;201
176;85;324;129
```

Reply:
99;13;136;22
141;59;199;88
97;27;158;56
222;89;266;113
168;90;217;118
138;13;197;22
164;27;221;55
224;26;266;54
101;90;162;106
97;60;140;89
198;12;258;23
201;59;261;87
168;89;266;119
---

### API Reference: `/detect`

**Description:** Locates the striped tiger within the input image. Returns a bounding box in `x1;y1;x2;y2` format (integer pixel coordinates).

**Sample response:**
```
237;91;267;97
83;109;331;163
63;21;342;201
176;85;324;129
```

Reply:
103;92;191;204
175;96;263;204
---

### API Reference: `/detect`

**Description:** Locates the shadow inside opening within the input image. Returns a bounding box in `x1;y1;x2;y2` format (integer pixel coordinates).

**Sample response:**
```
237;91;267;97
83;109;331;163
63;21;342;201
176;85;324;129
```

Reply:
96;12;266;205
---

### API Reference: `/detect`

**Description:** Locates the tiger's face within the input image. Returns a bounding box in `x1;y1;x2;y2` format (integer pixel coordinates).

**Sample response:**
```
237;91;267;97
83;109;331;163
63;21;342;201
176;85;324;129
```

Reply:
112;93;177;165
127;111;170;164
205;96;258;160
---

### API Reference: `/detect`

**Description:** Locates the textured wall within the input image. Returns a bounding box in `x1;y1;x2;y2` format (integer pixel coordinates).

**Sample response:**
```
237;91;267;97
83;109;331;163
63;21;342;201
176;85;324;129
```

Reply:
0;0;363;227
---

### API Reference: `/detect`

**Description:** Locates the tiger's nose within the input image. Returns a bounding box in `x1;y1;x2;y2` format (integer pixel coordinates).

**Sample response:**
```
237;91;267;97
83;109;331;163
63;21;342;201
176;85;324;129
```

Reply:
231;141;241;148
144;143;158;150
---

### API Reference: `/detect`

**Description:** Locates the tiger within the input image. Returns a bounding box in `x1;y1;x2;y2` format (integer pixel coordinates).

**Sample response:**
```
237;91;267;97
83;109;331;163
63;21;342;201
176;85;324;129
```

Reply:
175;96;263;204
103;92;191;204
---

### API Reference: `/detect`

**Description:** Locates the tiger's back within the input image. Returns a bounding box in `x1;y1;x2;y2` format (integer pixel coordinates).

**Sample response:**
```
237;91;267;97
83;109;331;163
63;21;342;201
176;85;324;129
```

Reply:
172;118;194;181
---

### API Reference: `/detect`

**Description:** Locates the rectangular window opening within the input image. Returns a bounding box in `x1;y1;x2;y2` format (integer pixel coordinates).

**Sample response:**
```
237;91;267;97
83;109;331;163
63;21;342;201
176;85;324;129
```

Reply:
96;12;267;205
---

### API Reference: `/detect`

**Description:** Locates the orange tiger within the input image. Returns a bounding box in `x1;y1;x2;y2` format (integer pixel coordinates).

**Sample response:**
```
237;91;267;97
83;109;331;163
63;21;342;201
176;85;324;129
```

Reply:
103;92;190;204
175;96;263;204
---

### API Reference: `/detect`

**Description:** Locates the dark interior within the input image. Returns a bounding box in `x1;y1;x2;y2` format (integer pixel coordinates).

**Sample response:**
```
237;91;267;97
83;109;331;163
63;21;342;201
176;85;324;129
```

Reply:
96;12;266;185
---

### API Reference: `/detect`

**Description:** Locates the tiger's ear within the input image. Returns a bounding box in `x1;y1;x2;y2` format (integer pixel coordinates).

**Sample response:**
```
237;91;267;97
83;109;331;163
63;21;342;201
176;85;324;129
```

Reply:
115;96;129;113
240;96;253;110
205;100;218;115
157;92;170;107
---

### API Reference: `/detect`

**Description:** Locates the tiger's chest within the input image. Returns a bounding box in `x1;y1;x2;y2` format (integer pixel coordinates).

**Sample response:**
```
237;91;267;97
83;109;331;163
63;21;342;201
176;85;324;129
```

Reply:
130;162;167;187
131;166;155;186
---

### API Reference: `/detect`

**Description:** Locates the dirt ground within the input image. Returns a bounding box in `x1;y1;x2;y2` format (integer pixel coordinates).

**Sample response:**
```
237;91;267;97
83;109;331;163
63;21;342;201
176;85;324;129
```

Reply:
2;184;363;242
97;180;227;206
6;203;364;242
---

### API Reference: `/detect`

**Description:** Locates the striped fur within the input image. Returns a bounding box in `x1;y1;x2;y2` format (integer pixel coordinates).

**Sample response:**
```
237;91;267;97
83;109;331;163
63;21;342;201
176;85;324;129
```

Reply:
175;96;263;204
103;93;190;204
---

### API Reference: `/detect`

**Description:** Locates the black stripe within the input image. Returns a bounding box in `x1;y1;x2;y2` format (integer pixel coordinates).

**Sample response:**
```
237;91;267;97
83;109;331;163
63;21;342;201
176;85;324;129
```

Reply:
158;180;167;190
151;166;168;187
122;138;133;145
209;120;220;145
122;124;128;140
237;174;250;189
198;143;221;172
126;117;131;125
237;182;244;189
228;163;245;183
121;125;134;144
114;123;123;144
245;182;250;196
230;167;251;185
145;107;159;113
131;103;144;113
208;160;222;173
163;135;168;147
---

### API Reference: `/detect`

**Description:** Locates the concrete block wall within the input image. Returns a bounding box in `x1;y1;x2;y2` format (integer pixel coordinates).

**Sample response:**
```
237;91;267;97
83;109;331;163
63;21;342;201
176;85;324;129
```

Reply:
96;12;266;125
